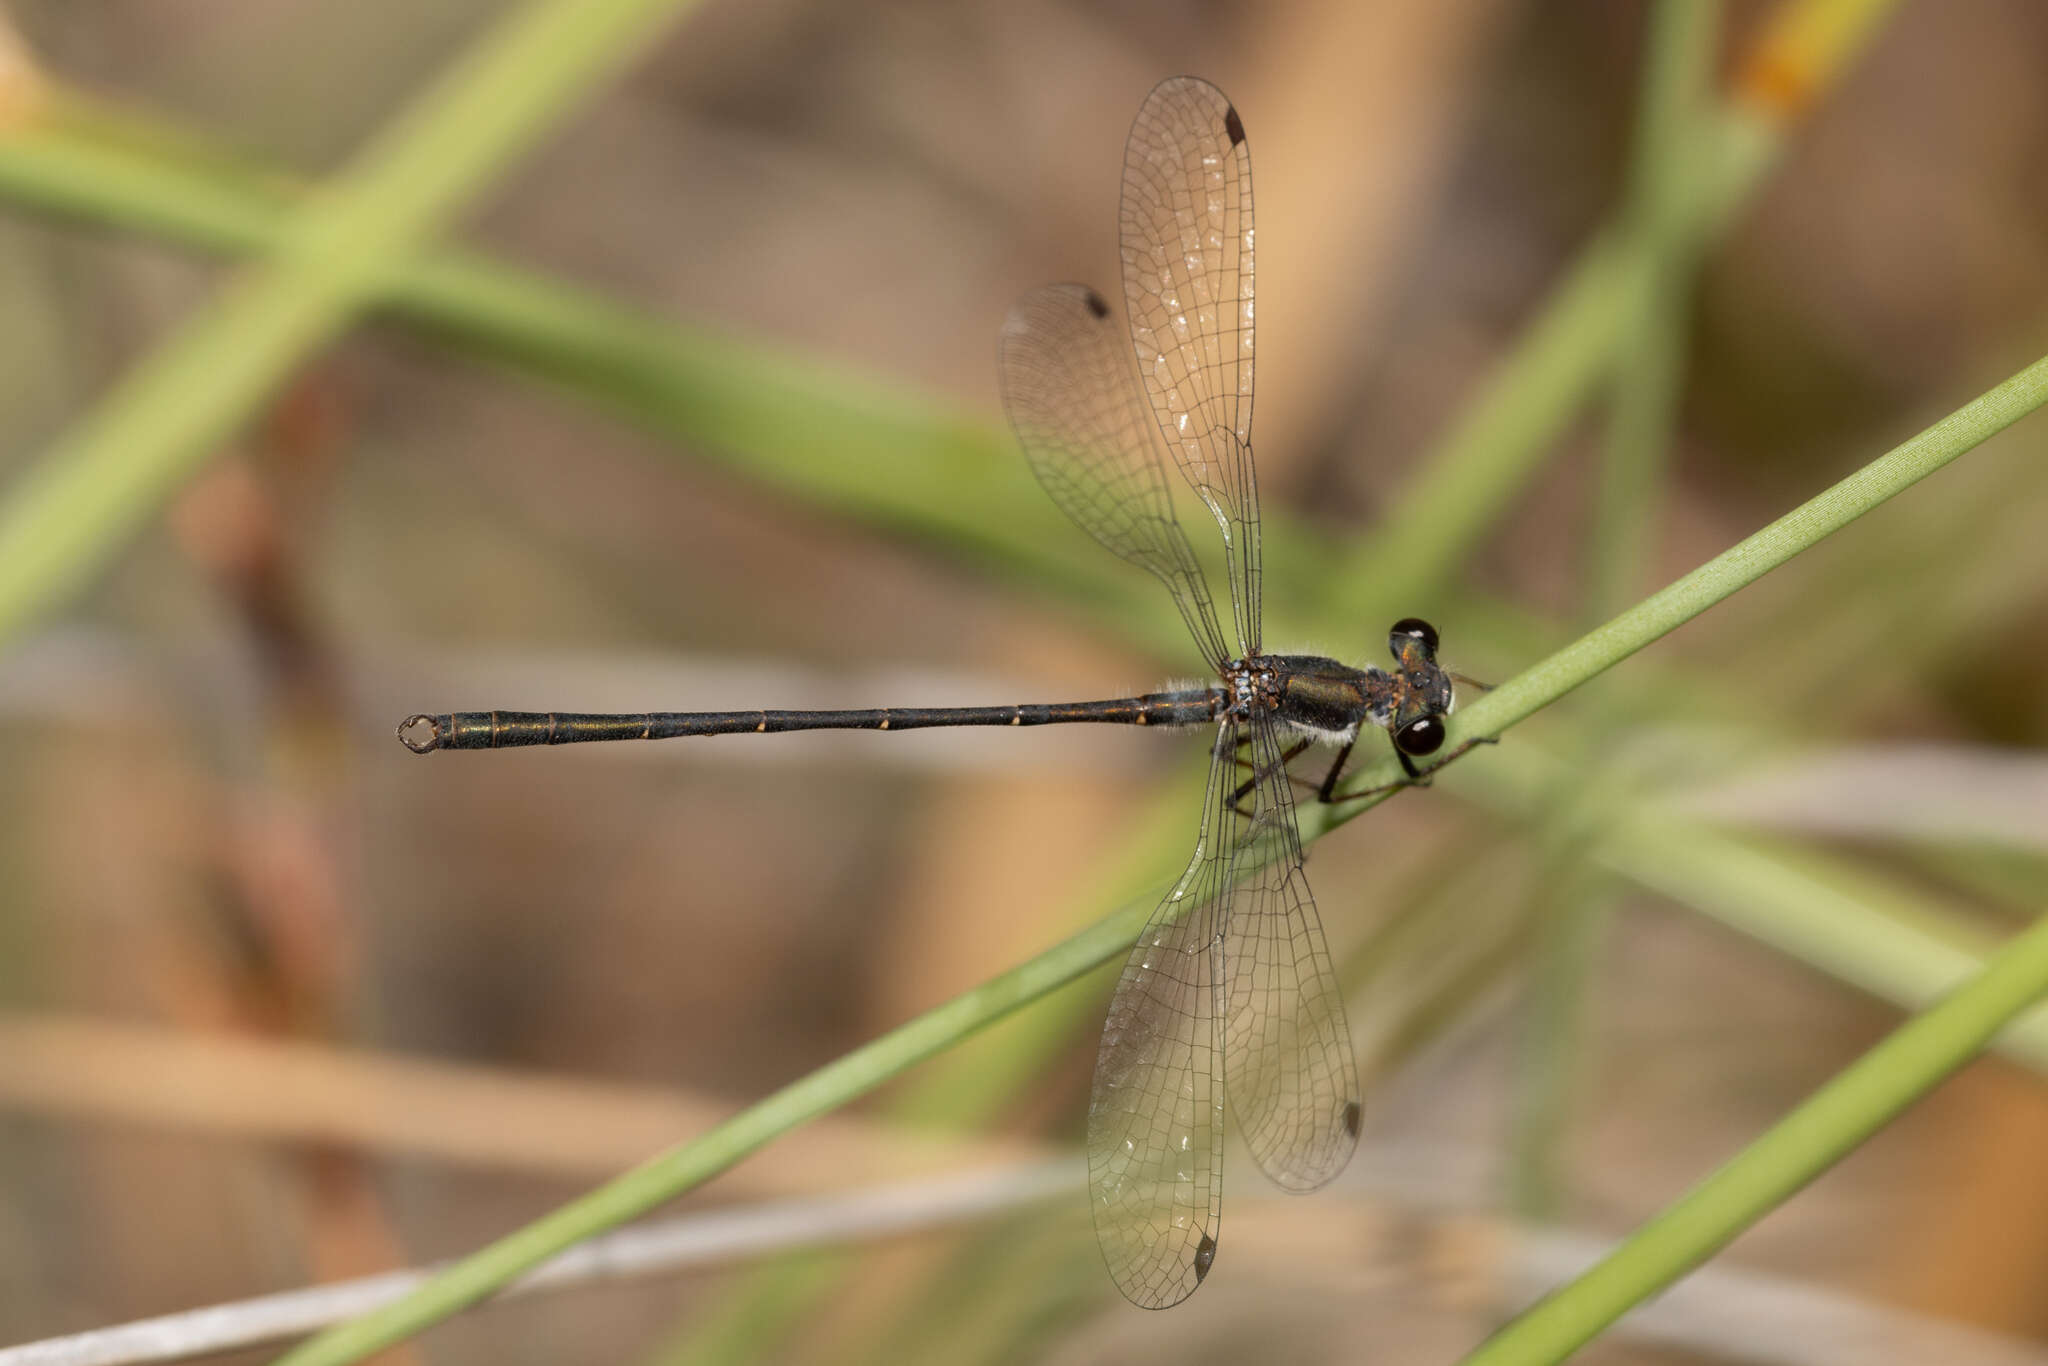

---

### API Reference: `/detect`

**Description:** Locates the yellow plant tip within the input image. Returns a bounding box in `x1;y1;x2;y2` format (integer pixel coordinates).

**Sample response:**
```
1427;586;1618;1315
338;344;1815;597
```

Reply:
1733;0;1901;124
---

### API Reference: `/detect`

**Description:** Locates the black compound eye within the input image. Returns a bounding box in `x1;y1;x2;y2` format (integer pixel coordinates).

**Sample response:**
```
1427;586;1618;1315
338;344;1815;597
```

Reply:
1395;715;1446;757
1390;617;1439;657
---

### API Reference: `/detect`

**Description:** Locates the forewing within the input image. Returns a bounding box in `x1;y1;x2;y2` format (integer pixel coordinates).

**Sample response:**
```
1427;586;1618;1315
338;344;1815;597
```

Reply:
1223;718;1362;1191
1120;76;1263;654
1086;726;1238;1308
1000;283;1233;671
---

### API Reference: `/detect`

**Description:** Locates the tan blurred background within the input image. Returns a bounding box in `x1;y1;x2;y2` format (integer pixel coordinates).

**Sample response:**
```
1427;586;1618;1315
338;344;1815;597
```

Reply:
2;1;2048;1363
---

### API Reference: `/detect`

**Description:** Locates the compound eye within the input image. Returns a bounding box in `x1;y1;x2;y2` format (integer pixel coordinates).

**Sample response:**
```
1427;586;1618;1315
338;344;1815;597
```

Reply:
1395;715;1446;757
1390;617;1439;657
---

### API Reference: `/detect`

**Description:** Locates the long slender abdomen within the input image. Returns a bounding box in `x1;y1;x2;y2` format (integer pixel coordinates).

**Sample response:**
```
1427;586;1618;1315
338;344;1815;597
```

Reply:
398;691;1219;753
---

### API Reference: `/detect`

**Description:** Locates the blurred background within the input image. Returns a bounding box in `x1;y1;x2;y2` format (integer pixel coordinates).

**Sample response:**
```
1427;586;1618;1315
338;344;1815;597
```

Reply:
2;0;2047;1362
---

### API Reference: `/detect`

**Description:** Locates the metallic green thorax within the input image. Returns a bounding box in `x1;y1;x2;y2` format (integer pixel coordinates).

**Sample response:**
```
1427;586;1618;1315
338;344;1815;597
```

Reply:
1255;643;1454;743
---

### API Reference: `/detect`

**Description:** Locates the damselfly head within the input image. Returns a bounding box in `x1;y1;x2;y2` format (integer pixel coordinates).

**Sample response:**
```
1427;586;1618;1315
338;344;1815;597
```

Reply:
1383;619;1455;757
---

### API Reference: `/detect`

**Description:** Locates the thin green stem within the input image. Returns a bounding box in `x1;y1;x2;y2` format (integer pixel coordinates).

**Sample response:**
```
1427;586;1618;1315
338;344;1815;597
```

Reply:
0;0;702;646
1326;0;1903;624
0;94;1172;652
1587;0;1719;619
1308;350;2048;811
1457;905;2048;1366
1466;739;2048;1073
648;771;1197;1366
1331;220;1649;621
1510;843;1615;1220
1514;0;1722;1219
271;897;1152;1366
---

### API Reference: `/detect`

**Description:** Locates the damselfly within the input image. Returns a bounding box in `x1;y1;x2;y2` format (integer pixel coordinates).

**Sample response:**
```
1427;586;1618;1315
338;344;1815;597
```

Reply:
399;77;1479;1308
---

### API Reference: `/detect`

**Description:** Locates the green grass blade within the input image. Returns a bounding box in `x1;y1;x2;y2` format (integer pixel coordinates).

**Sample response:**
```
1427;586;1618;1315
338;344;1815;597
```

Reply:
1307;350;2048;807
0;0;702;647
1465;739;2048;1072
1456;905;2048;1366
0;94;1184;652
1586;0;1720;620
1326;0;1904;622
1333;220;1652;620
1513;0;1724;1220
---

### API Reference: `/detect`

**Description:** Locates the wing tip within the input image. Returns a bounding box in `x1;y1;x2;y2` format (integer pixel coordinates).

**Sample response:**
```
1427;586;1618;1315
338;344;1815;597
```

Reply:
1267;1126;1364;1193
1101;1228;1219;1310
1141;75;1244;148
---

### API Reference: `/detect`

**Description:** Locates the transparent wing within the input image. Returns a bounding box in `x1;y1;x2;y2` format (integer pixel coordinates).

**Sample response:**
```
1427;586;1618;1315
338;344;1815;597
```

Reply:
1086;724;1239;1308
1223;718;1362;1191
1000;283;1233;671
1120;76;1262;654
